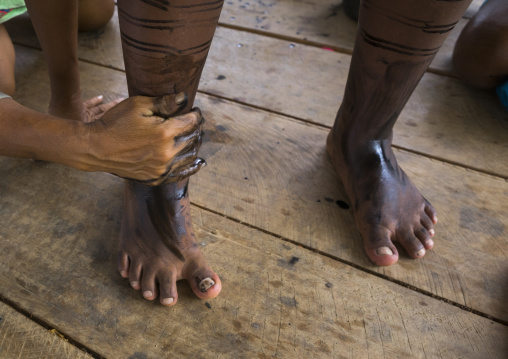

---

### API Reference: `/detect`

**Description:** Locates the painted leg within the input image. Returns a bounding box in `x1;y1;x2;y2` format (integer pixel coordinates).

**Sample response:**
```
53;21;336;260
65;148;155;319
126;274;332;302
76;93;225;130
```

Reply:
117;0;223;305
453;0;508;89
327;0;472;266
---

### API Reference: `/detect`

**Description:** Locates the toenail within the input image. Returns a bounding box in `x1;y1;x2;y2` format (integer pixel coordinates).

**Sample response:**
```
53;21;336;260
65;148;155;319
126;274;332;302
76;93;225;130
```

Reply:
426;239;434;247
376;247;393;256
120;271;128;277
429;229;435;237
131;281;140;289
416;249;426;257
143;291;153;298
162;298;174;305
199;278;215;292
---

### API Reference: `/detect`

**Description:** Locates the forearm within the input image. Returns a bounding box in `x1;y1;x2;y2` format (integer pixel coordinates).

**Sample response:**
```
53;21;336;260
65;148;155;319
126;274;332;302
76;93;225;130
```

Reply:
0;98;88;169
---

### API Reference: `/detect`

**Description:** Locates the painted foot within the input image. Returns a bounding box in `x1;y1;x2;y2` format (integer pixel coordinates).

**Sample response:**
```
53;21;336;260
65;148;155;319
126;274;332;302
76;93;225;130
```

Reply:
327;132;437;266
118;180;221;305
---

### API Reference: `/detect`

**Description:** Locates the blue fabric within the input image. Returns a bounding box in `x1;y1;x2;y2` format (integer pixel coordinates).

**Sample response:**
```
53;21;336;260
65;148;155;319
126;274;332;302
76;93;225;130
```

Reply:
496;81;508;111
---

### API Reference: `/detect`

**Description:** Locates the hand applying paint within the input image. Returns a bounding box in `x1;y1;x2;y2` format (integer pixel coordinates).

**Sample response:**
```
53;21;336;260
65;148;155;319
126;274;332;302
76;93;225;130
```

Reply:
82;92;206;185
0;92;204;184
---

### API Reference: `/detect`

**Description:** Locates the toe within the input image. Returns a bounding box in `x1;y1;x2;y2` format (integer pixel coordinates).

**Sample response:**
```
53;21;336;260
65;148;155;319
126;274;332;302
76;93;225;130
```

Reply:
420;213;435;235
128;260;143;290
118;252;130;278
414;226;433;250
424;200;438;224
188;267;222;300
141;271;158;301
158;272;178;306
363;227;399;266
397;229;425;259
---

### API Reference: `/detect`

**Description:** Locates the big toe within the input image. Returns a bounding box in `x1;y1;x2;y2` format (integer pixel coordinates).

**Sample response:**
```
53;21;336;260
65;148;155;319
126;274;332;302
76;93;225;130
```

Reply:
188;267;222;300
364;227;399;266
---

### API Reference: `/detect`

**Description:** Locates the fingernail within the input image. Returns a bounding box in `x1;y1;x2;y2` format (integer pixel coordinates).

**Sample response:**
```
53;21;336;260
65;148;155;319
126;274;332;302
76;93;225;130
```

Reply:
98;95;103;100
376;247;393;256
429;229;435;237
175;92;186;104
433;216;438;224
199;278;215;292
426;238;434;247
120;270;128;277
143;290;153;298
416;249;426;257
162;298;174;305
131;281;140;289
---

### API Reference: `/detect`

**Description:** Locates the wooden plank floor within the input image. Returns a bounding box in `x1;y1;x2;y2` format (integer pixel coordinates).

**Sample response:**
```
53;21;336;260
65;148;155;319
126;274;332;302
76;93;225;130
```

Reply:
2;1;507;358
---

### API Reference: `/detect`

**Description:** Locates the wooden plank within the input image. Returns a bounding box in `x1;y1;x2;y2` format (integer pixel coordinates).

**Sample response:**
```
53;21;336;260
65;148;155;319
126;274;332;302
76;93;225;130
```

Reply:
0;157;506;358
219;0;473;76
9;23;508;178
0;302;92;359
201;27;508;179
4;4;471;77
464;0;484;19
192;95;508;322
5;11;125;70
9;49;508;322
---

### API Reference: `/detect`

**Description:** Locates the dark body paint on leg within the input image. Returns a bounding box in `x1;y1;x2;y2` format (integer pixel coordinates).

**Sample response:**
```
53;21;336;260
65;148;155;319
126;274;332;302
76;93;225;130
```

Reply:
117;0;223;304
327;0;473;266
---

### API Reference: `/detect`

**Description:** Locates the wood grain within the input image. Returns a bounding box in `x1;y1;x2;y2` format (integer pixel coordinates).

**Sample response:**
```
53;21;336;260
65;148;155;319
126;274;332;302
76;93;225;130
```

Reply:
4;4;473;76
192;95;508;322
218;0;473;75
0;302;92;359
201;28;508;179
0;156;506;358
8;21;508;178
9;48;508;322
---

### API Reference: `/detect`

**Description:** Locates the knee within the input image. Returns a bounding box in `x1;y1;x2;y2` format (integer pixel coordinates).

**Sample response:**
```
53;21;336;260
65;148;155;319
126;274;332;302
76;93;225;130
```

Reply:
78;0;115;32
453;9;508;89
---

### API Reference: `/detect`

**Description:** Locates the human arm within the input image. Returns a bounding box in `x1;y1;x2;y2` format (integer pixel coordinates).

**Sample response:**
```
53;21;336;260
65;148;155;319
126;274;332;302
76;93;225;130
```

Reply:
0;93;205;185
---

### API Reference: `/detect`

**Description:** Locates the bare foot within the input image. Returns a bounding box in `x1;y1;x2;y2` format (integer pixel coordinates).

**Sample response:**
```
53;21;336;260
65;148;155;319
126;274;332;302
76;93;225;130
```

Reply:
327;127;437;266
118;180;222;306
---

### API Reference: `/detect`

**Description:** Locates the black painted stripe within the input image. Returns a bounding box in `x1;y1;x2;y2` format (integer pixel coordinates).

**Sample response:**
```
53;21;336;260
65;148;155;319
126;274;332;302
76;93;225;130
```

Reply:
139;0;168;11
164;0;223;9
118;7;181;24
361;30;441;52
121;33;211;56
122;31;211;53
119;13;182;30
188;3;224;13
360;30;439;56
361;1;458;33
